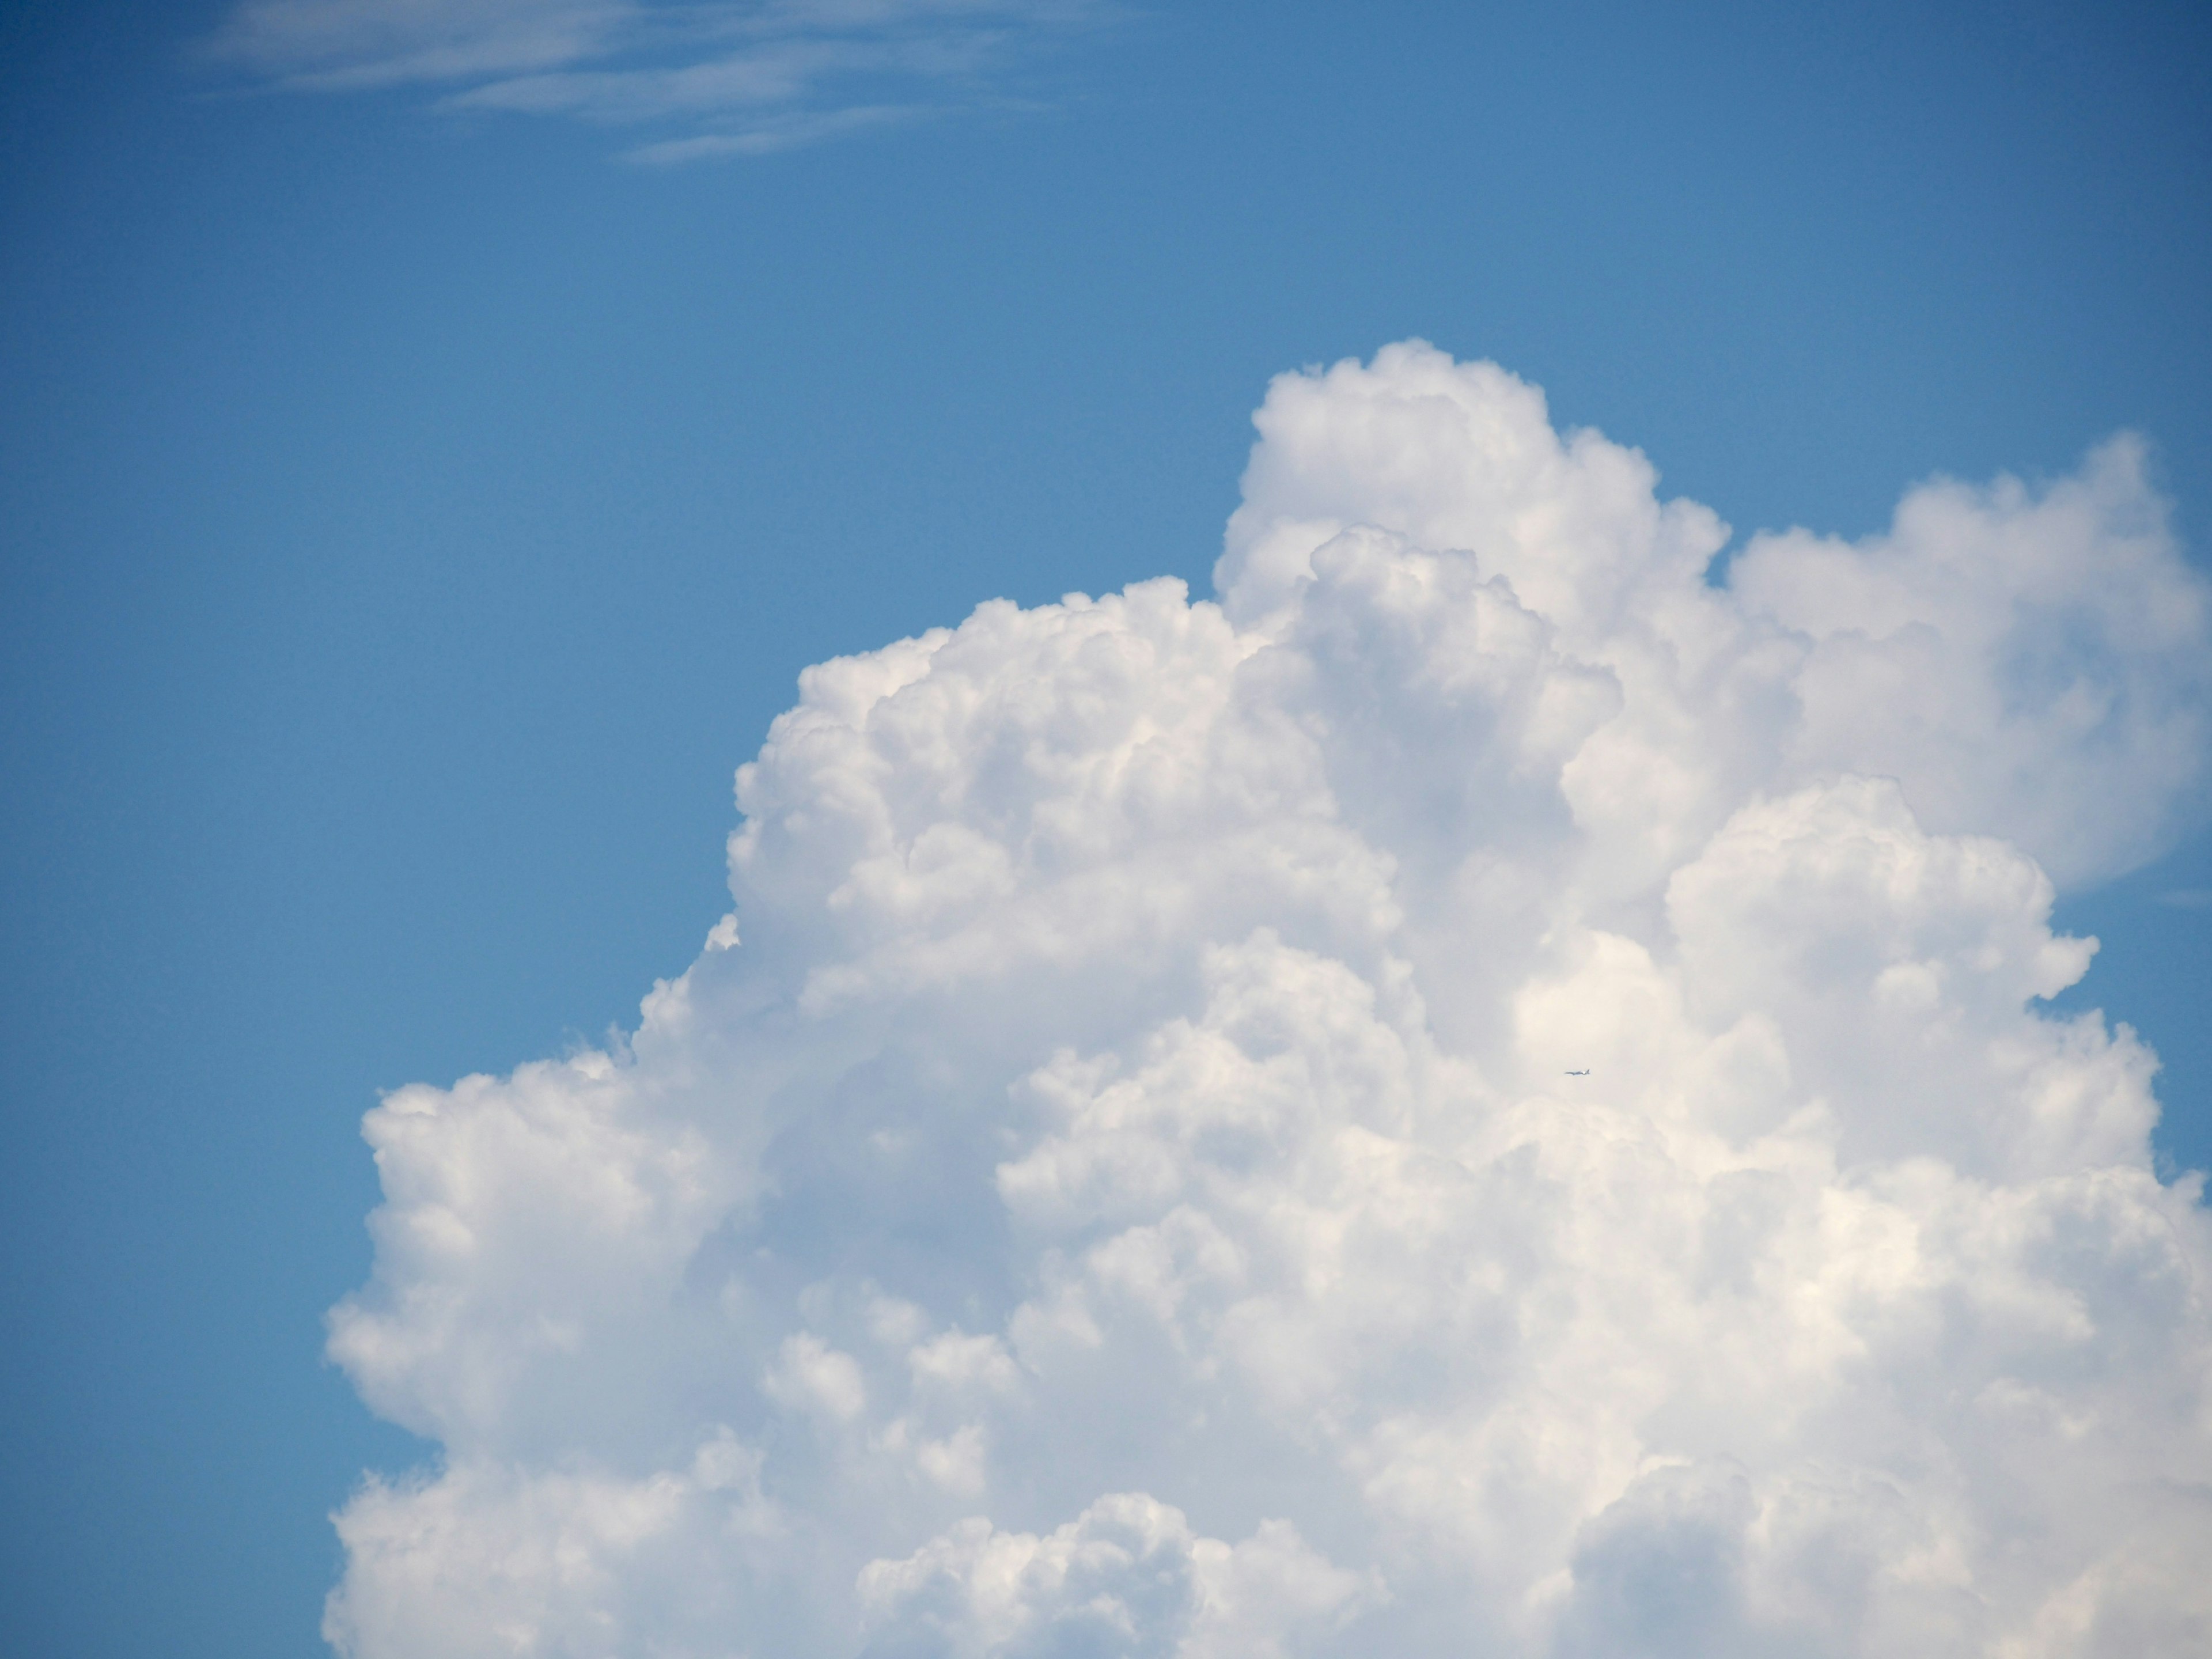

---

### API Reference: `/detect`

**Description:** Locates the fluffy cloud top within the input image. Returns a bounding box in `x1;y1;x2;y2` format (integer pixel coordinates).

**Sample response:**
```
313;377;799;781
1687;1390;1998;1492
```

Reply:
325;343;2212;1658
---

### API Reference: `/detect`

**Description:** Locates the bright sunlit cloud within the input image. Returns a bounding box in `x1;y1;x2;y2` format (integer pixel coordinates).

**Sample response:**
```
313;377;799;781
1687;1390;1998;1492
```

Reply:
325;344;2212;1657
203;0;1103;159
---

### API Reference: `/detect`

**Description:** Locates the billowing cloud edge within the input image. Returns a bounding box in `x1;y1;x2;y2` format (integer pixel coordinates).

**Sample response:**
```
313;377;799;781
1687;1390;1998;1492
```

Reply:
324;342;2212;1659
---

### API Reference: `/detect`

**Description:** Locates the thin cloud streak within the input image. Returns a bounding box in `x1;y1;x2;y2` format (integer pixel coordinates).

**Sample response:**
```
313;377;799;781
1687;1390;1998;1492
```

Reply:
202;0;1104;158
625;104;931;162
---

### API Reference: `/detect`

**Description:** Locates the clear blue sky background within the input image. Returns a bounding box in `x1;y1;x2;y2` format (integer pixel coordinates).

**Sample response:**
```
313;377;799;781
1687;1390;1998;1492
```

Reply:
2;2;2208;1653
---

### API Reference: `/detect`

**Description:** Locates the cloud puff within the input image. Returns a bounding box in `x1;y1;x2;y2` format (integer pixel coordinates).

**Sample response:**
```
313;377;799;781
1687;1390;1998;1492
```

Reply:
203;0;1100;160
858;1494;1378;1658
325;343;2212;1657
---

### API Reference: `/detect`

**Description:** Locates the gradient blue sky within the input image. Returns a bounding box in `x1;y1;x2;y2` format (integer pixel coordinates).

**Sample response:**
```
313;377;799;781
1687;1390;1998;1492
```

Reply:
2;2;2209;1653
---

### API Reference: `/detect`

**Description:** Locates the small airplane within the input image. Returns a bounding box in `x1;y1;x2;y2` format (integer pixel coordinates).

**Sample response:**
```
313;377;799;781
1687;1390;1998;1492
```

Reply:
1564;1069;1590;1077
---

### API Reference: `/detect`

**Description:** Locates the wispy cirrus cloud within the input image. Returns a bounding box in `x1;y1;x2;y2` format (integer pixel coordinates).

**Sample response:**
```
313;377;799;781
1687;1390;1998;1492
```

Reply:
202;0;1104;160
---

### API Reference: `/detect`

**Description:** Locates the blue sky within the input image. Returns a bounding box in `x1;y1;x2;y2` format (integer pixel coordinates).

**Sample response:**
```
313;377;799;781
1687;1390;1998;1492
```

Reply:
3;2;2210;1654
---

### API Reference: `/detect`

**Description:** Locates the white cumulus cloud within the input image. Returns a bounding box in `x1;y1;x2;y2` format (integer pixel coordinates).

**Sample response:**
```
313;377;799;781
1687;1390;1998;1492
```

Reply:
325;342;2212;1658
